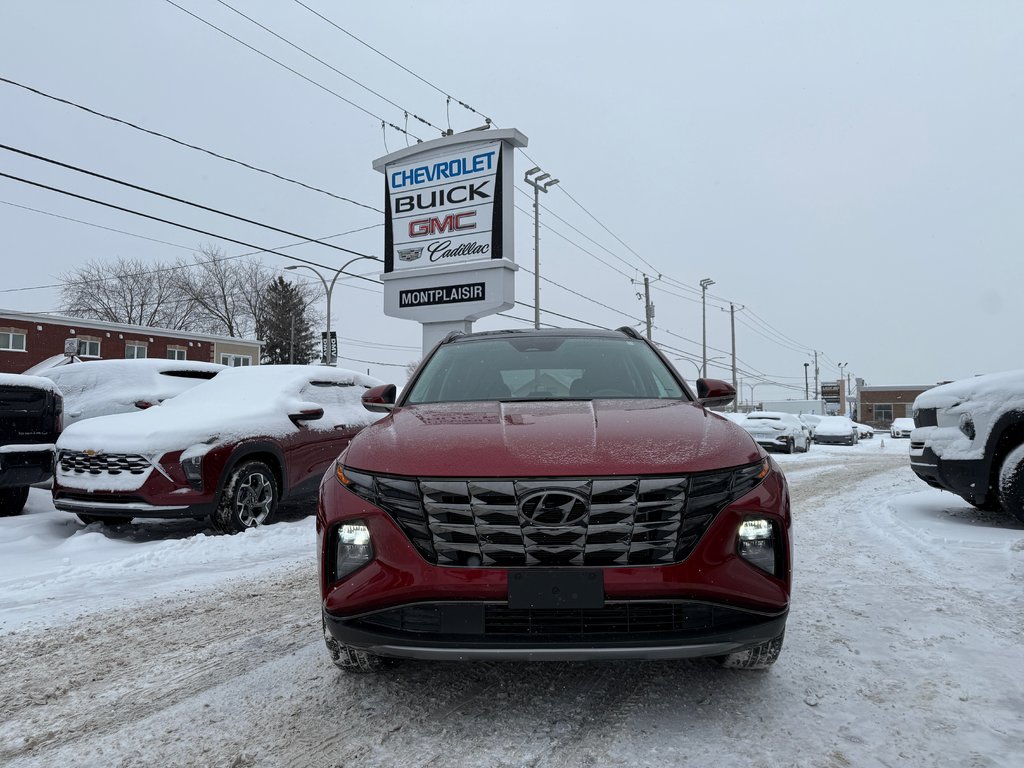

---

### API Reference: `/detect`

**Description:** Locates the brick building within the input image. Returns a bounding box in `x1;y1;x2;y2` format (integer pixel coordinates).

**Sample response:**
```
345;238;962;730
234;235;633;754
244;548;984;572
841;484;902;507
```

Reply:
0;309;262;374
856;384;937;429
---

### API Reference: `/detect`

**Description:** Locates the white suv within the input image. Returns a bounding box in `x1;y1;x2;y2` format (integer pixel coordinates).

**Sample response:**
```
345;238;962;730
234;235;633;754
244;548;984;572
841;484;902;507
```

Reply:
909;370;1024;523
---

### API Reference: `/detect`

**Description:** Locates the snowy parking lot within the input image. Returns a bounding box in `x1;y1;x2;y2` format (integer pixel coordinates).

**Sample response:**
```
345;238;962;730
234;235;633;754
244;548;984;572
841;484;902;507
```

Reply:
1;441;1022;767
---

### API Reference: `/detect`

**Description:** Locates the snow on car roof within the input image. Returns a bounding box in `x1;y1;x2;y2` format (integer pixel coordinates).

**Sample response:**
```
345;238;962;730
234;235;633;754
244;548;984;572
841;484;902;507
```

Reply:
57;364;383;455
0;372;60;393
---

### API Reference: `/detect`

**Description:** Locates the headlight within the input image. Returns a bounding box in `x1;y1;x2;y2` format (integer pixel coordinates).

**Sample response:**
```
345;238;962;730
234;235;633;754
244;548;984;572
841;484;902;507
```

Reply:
181;455;203;489
738;516;778;575
333;521;374;582
958;413;975;440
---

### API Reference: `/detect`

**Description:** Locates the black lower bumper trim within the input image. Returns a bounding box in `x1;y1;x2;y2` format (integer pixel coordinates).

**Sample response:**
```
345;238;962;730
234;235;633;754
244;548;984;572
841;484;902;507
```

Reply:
324;601;788;661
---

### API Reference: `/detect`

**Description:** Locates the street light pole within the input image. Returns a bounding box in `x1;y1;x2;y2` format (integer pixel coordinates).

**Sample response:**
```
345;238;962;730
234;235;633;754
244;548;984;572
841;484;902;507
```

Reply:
286;255;380;364
803;362;810;400
524;167;559;329
700;278;715;376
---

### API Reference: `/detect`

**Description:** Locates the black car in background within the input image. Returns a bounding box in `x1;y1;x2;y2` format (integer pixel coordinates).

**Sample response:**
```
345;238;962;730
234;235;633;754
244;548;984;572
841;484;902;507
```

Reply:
0;374;63;516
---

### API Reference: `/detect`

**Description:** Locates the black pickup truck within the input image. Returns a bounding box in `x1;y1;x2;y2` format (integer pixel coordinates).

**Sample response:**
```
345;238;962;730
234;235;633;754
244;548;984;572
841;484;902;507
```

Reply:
0;374;63;516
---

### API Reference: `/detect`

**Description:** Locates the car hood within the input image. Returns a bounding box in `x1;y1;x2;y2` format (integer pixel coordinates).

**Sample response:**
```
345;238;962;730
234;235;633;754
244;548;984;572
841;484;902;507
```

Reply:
344;400;762;477
55;407;296;456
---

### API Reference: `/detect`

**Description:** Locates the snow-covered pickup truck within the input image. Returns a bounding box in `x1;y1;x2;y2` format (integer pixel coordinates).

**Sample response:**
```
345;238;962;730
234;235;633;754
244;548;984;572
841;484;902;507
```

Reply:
910;370;1024;523
0;373;63;516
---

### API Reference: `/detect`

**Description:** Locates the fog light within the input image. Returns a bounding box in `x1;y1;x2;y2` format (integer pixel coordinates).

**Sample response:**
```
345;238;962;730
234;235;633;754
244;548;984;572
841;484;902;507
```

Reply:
738;517;776;574
334;521;373;581
181;455;203;489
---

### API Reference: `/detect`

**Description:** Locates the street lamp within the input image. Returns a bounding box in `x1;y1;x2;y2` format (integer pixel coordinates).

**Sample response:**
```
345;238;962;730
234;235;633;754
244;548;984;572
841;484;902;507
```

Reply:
700;278;715;376
524;166;560;329
285;255;380;364
803;362;809;400
745;381;766;409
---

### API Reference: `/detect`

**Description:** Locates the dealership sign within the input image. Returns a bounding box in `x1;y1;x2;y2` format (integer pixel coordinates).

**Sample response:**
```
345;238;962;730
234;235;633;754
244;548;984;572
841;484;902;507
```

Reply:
373;129;527;354
384;141;504;272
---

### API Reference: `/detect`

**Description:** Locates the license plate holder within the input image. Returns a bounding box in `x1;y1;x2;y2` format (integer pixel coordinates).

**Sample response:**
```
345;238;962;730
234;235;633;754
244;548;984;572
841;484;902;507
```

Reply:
507;569;604;610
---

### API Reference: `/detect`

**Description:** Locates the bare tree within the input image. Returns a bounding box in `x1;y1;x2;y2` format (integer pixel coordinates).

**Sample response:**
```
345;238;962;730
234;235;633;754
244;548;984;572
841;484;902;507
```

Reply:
59;257;201;330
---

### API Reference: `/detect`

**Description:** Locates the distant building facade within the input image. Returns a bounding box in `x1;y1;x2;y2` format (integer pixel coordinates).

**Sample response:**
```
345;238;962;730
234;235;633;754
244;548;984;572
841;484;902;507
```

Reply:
856;384;937;428
0;309;262;374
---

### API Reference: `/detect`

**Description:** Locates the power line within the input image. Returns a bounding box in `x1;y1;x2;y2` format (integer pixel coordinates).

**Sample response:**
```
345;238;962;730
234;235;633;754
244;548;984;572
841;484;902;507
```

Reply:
213;0;444;134
0;170;383;284
0;143;378;262
0;76;382;214
161;0;420;140
291;0;491;126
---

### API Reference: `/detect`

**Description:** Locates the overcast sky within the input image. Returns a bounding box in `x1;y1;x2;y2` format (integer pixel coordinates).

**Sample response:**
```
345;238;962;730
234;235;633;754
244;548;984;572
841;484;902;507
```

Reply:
2;1;1022;401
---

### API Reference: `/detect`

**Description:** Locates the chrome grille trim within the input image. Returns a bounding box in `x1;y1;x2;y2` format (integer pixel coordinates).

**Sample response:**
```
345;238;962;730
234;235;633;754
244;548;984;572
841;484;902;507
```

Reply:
59;451;151;475
412;475;691;567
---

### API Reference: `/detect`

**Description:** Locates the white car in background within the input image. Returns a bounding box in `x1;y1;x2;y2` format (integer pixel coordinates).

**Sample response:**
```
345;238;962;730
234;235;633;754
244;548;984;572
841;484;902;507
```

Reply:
740;411;812;454
853;422;875;439
39;359;225;426
890;417;915;438
798;413;823;437
813;416;859;446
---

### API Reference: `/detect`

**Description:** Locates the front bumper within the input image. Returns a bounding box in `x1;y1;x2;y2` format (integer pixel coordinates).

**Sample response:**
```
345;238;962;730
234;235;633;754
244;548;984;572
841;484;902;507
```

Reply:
318;466;791;661
0;446;55;488
324;601;787;661
909;445;990;504
814;434;854;445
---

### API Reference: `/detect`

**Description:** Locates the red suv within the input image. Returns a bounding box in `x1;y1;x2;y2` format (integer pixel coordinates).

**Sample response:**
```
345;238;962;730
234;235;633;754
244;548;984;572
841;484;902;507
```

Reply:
318;328;791;671
54;365;381;533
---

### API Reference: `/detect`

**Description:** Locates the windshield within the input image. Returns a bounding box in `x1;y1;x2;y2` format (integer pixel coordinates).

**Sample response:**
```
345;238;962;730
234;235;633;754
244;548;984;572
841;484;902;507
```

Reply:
403;335;688;404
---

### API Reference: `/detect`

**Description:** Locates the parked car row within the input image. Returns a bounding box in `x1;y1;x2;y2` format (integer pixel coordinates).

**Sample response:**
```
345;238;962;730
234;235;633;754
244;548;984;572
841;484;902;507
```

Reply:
1;360;382;531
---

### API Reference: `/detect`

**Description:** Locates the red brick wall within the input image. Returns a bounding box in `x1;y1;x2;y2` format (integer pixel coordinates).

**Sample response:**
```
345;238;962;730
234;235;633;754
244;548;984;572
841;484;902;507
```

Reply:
0;318;217;374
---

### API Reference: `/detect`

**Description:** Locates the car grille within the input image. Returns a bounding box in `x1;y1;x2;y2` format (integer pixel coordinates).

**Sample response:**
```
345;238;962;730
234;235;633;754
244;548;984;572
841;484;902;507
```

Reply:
910;440;926;451
355;601;759;639
59;451;151;475
352;468;759;568
914;408;937;428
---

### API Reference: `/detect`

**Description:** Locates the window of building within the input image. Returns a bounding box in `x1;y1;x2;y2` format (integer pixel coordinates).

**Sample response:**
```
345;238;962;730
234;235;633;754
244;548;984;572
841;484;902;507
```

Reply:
873;404;893;423
220;354;251;367
167;347;187;360
125;342;147;359
78;338;101;358
0;329;27;352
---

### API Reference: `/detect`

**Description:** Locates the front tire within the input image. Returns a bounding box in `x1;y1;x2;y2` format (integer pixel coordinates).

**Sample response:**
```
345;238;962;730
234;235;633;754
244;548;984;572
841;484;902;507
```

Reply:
786;438;795;454
997;444;1024;524
713;632;785;670
211;460;278;534
0;486;30;517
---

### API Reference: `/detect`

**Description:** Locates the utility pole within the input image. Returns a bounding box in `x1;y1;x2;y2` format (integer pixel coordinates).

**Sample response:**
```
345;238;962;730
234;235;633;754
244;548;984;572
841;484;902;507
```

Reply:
729;303;738;411
643;275;653;340
524;167;559;328
803;362;809;400
289;313;295;364
700;278;715;376
814;351;820;400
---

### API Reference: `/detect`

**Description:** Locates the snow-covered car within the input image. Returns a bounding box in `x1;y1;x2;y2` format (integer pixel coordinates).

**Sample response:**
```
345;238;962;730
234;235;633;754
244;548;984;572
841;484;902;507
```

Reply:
53;365;383;533
910;370;1024;522
740;411;811;453
890;417;915;438
853;422;875;439
40;358;225;426
798;413;822;437
0;374;63;516
812;416;859;445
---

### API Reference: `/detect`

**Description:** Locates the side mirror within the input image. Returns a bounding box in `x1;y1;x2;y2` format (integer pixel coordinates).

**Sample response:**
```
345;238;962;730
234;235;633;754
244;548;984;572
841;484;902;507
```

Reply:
289;405;325;425
362;384;397;413
696;378;736;408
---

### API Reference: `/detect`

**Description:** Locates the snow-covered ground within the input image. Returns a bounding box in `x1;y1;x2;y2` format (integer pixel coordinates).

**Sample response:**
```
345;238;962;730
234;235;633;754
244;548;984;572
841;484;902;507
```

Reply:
1;441;1022;767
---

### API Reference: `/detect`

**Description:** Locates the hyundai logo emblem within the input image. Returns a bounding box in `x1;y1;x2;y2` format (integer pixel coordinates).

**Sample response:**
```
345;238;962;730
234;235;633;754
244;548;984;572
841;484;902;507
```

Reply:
519;489;589;525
